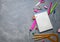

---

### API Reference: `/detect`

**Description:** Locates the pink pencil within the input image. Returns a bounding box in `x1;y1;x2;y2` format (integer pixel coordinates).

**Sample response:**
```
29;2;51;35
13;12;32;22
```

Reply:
48;2;52;15
30;20;37;31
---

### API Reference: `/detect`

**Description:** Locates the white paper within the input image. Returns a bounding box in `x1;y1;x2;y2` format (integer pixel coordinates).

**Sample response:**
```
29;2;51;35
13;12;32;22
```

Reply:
35;11;53;32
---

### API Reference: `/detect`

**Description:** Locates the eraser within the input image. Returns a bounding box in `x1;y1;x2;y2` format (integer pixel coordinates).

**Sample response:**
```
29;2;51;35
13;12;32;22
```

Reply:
44;6;48;9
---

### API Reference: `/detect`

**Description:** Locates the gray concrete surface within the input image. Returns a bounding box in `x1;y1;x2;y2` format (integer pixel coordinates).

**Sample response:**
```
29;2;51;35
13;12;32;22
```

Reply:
0;0;60;42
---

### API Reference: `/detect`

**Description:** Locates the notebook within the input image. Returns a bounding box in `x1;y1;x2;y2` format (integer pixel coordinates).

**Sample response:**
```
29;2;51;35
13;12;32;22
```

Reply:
35;11;53;32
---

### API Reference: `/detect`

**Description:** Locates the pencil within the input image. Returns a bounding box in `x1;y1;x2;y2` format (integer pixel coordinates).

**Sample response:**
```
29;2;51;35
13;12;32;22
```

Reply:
50;2;57;14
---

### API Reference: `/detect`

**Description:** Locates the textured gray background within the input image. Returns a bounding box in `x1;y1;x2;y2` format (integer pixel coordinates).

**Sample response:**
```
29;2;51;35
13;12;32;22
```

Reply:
0;0;60;42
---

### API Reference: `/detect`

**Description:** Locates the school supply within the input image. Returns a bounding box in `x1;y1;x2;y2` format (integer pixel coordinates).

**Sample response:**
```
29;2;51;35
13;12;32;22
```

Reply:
33;34;59;42
30;20;37;31
50;2;57;14
48;2;52;15
35;11;53;32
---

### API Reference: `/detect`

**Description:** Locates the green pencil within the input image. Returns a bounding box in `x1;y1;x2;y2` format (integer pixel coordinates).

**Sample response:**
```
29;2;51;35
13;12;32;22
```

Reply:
50;2;57;14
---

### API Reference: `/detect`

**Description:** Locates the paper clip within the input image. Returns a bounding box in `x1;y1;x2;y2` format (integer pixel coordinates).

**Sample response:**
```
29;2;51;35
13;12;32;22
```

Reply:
33;34;59;42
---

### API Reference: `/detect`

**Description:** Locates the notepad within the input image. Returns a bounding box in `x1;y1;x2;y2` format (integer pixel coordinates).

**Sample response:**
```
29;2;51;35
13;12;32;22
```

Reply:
35;11;53;32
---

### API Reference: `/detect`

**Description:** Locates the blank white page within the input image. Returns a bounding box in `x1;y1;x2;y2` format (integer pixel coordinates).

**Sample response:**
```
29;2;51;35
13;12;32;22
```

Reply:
35;11;53;32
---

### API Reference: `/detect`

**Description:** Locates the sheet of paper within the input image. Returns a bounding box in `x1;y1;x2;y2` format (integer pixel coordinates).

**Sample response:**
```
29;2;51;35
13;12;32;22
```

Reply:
35;11;53;32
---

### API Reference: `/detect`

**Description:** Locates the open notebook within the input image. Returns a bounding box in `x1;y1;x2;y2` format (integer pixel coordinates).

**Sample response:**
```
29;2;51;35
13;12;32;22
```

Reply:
35;11;53;32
